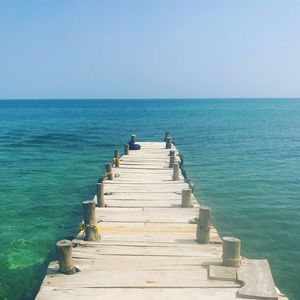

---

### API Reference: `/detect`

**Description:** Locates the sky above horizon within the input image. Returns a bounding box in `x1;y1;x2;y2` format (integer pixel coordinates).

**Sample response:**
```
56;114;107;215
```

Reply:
0;1;300;99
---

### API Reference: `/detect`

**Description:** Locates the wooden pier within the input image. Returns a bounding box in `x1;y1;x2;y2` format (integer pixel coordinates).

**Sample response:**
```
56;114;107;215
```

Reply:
36;137;288;300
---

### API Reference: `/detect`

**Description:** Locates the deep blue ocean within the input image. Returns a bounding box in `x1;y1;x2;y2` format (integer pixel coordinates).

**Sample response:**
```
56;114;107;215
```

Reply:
0;99;299;299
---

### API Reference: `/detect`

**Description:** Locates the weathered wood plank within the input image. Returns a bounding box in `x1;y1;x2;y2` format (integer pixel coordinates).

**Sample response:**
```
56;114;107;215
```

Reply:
69;244;222;257
41;268;240;288
36;287;240;300
106;199;199;208
95;207;199;223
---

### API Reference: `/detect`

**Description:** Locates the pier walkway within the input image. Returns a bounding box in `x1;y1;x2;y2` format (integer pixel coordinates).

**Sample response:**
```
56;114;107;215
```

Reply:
36;140;287;300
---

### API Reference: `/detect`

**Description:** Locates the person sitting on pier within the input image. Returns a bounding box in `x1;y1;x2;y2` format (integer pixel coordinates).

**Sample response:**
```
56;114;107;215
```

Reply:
128;134;141;150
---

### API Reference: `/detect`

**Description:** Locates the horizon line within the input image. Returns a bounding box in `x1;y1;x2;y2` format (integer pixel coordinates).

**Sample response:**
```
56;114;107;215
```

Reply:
1;97;300;101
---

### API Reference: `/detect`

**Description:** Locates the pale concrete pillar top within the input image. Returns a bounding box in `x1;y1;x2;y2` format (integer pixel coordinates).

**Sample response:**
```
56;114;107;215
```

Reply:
222;237;241;243
56;240;72;247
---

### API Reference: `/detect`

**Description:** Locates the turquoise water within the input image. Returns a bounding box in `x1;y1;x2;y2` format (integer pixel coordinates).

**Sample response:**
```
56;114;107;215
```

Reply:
0;99;299;299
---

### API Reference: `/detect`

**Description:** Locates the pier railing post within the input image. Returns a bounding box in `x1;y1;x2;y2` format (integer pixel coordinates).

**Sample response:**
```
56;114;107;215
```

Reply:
164;131;170;142
82;201;99;241
56;240;76;275
105;163;113;180
166;137;172;149
172;162;180;180
169;155;176;168
196;206;211;244
182;188;192;207
169;150;175;156
169;150;176;168
124;144;129;155
96;182;104;207
114;148;120;167
222;237;241;267
114;148;119;158
169;150;176;156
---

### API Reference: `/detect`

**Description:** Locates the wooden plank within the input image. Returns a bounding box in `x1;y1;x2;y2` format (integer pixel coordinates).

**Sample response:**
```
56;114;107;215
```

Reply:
105;180;187;184
41;267;240;288
104;187;188;193
103;192;196;200
36;287;239;300
69;254;223;269
69;244;222;258
95;207;199;223
104;191;189;197
106;199;198;208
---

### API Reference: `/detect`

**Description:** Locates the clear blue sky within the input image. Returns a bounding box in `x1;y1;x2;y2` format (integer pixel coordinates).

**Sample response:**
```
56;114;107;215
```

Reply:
0;0;299;99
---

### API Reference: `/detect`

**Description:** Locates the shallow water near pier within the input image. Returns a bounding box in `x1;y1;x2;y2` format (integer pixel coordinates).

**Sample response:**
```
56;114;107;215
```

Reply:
0;99;299;299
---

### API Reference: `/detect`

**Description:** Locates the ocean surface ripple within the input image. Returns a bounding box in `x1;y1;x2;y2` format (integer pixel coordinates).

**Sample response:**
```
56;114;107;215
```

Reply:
0;99;299;299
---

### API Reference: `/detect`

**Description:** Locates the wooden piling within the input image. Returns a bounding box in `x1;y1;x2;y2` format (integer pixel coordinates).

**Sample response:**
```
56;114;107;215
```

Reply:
96;182;104;207
169;150;175;157
169;155;175;168
105;163;113;180
166;137;172;149
124;144;129;155
181;188;192;207
56;240;76;275
114;149;120;167
164;131;170;142
172;162;180;180
222;237;241;267
196;206;211;244
82;201;98;241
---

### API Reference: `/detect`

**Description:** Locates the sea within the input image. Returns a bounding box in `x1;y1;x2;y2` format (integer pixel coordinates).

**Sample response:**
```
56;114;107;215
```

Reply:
0;99;299;299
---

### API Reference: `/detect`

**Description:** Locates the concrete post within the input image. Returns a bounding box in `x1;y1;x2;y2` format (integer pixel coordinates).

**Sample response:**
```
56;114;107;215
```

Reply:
222;237;241;267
